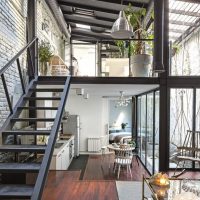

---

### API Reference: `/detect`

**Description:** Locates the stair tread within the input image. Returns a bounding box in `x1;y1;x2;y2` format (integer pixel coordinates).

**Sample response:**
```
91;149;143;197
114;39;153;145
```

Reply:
18;106;58;110
0;184;33;197
30;88;63;92
0;163;41;172
11;118;55;121
0;145;46;152
3;130;51;135
24;97;61;100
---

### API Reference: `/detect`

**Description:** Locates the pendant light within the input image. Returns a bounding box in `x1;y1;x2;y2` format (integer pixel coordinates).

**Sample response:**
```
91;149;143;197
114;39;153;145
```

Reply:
111;1;133;39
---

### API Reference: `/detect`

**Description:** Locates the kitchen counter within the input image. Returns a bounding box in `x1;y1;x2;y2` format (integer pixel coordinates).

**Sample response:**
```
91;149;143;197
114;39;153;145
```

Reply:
50;135;75;170
53;136;74;156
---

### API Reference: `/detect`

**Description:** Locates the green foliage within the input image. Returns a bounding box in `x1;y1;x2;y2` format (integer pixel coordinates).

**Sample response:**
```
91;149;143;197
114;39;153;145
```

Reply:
39;42;53;63
116;3;154;56
121;123;128;129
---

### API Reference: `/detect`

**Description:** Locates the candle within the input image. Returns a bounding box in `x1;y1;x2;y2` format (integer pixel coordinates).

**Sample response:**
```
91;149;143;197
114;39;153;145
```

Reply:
160;177;167;185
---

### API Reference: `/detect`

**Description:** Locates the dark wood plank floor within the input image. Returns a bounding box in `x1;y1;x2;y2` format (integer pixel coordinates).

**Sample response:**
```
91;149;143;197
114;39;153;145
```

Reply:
83;154;150;181
42;155;200;200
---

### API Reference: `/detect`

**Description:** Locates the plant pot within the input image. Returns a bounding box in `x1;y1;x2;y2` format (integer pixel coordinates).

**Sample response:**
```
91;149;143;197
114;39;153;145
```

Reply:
131;54;152;77
39;62;49;76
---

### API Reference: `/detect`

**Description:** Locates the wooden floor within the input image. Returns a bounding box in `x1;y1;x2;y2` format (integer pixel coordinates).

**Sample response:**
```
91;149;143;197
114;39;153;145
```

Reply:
42;154;200;200
42;155;149;200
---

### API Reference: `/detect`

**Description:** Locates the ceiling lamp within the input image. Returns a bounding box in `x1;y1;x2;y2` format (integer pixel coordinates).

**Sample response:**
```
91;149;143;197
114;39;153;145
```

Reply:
115;91;131;107
111;11;133;39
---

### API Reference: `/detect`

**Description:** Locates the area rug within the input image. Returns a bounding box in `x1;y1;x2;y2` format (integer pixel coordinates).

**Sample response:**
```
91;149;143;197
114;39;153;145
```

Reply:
116;181;152;200
68;155;89;180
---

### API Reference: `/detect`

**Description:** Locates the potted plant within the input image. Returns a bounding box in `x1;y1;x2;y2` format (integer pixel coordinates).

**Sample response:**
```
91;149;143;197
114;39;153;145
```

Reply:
116;4;153;77
121;122;128;130
39;42;53;75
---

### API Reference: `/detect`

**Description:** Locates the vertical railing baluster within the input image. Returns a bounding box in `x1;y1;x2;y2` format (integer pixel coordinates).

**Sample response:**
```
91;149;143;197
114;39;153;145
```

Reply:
16;58;26;94
28;47;34;77
1;74;13;114
35;38;39;76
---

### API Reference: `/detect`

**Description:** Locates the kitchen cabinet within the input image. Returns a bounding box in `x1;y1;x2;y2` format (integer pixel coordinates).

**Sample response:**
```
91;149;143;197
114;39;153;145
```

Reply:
50;137;74;170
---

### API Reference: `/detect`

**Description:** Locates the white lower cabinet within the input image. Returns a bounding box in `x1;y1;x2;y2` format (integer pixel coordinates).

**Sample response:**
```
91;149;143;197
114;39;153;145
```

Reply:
50;141;72;170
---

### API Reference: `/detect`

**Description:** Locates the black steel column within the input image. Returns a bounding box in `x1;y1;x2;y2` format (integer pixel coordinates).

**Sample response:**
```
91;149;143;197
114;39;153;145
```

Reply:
153;0;165;73
159;0;170;172
27;0;37;133
27;0;37;79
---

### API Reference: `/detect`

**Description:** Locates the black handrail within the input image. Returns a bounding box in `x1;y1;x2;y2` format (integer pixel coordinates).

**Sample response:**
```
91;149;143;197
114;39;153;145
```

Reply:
0;37;38;114
31;76;71;200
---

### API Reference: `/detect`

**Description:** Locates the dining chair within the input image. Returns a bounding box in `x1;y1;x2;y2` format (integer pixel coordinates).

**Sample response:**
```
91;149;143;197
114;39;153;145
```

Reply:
113;146;133;179
101;135;114;168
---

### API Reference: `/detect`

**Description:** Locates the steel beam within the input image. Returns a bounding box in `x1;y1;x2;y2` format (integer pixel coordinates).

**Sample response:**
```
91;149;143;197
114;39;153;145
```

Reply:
64;14;113;29
58;0;141;14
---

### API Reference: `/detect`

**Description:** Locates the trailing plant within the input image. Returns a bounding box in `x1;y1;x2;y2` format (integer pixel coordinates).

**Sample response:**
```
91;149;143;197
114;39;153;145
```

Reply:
39;42;53;63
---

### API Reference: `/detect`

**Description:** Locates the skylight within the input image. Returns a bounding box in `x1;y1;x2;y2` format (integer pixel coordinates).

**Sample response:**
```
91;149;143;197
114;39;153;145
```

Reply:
76;24;91;30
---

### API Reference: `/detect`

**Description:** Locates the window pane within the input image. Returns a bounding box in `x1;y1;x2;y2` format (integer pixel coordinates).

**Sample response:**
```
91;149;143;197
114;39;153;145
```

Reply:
140;95;146;165
137;97;141;158
155;91;160;173
169;88;193;168
146;93;154;173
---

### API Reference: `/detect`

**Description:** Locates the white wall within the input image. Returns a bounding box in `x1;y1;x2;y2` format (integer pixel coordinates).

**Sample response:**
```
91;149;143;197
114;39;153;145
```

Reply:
65;93;109;152
109;100;132;131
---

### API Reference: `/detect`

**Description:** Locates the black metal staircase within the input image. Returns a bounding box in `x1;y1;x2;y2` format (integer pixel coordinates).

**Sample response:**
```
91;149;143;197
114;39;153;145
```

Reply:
0;38;71;199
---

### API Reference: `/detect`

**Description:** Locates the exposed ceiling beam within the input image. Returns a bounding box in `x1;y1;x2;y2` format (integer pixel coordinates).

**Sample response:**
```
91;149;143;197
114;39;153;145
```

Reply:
64;14;113;29
57;0;141;14
95;0;148;7
72;27;112;39
169;20;197;27
175;0;200;3
169;9;200;17
62;10;117;22
174;18;200;44
169;28;185;33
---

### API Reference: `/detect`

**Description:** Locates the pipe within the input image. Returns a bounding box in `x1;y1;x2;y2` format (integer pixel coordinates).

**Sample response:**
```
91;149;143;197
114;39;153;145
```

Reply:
45;0;71;41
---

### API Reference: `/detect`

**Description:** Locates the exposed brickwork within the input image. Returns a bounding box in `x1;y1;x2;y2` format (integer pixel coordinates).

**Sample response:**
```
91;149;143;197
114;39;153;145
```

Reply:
0;0;66;127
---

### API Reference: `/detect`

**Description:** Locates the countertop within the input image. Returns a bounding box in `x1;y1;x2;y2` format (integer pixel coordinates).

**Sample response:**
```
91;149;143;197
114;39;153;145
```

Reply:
53;136;74;156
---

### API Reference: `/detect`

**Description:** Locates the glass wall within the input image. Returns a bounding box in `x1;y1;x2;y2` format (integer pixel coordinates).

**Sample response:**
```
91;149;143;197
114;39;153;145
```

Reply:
137;89;160;174
155;91;160;172
169;88;193;168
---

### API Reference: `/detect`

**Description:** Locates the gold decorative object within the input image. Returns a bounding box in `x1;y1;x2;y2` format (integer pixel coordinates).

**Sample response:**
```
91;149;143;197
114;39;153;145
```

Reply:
150;172;170;187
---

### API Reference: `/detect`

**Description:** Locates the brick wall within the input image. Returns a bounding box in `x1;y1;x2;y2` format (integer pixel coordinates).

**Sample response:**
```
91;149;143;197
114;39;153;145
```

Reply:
0;0;68;128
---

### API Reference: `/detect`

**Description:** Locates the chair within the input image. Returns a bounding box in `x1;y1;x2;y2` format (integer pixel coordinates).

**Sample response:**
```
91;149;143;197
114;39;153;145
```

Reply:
100;134;114;168
114;146;133;179
173;130;200;177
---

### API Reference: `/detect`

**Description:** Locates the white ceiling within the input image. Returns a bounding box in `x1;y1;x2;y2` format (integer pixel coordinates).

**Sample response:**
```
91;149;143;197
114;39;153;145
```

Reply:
69;84;159;97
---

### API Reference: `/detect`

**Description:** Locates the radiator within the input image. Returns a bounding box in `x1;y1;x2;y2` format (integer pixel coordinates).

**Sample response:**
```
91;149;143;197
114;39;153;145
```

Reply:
88;138;101;152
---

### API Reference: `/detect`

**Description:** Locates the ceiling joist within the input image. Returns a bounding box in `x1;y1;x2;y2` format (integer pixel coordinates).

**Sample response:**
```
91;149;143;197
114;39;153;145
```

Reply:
64;14;113;29
169;20;197;27
169;9;200;17
72;27;112;39
57;0;142;14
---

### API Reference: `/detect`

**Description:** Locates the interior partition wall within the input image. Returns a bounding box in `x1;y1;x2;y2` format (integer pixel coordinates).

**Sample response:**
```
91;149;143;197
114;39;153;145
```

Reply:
136;89;160;174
